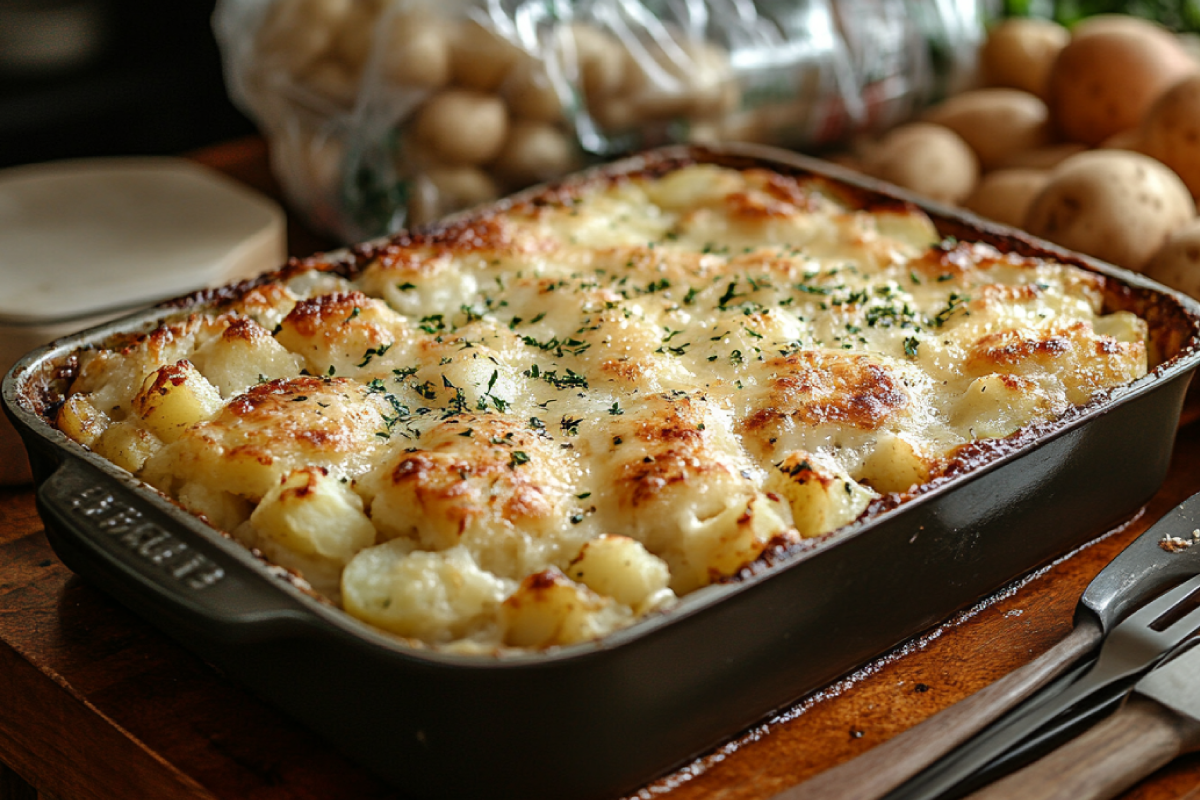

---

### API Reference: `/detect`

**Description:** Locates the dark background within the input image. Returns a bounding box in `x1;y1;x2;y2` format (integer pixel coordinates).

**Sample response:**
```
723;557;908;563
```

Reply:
0;0;255;169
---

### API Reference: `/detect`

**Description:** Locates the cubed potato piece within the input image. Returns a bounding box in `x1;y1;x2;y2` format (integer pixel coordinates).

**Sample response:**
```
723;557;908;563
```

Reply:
500;568;626;648
132;360;223;443
565;535;674;612
766;452;875;538
858;432;933;494
177;482;253;533
952;373;1057;440
190;317;304;397
93;420;161;474
56;394;110;448
643;163;745;210
342;542;510;643
251;467;377;564
274;291;409;378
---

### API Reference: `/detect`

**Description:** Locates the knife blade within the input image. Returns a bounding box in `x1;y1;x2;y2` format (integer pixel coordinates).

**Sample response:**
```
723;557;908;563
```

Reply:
782;490;1200;800
965;640;1200;800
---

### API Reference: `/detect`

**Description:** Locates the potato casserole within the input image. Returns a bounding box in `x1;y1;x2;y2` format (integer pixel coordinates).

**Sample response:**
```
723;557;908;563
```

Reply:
53;158;1148;652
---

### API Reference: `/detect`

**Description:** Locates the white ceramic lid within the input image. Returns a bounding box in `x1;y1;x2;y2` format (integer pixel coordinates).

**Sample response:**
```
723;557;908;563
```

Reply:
0;156;286;324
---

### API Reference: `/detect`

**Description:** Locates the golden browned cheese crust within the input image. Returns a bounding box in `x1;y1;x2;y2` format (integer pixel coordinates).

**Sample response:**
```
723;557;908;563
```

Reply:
55;163;1149;652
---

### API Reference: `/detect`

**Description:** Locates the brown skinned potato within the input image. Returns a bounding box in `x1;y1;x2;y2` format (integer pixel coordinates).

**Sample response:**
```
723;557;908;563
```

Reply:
1145;219;1200;298
1140;74;1200;199
923;88;1053;171
964;169;1050;229
980;18;1069;99
1046;28;1196;146
1023;150;1195;271
863;123;979;206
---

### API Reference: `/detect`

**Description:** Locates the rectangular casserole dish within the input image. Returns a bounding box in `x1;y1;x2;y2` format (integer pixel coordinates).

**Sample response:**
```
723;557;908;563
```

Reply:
5;143;1200;800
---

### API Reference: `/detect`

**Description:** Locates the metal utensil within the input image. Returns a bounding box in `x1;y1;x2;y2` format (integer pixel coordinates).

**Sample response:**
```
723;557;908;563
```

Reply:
966;638;1200;800
782;490;1200;800
934;662;1128;798
888;565;1200;800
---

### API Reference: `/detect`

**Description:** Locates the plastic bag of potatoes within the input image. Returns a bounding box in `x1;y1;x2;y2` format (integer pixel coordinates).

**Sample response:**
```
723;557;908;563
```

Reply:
213;0;990;242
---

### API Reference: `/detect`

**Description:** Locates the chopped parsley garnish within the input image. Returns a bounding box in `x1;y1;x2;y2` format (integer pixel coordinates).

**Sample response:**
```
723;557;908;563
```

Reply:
357;343;392;367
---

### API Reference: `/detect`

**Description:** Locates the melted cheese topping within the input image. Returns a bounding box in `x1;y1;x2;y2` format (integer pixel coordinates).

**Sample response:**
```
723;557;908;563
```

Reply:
58;164;1148;653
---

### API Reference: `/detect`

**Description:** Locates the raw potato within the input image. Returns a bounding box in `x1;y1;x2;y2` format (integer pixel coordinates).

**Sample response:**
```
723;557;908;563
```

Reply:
980;17;1069;99
1023;150;1196;271
300;58;358;106
1047;28;1196;146
451;21;522;92
964;169;1050;228
381;12;452;89
1098;128;1144;152
993;142;1086;171
408;166;499;227
923;88;1053;171
414;89;508;165
563;23;629;100
504;60;565;123
863;122;979;205
491;121;580;186
257;0;352;74
331;2;378;75
1140;74;1200;199
1145;219;1200;298
1070;14;1179;40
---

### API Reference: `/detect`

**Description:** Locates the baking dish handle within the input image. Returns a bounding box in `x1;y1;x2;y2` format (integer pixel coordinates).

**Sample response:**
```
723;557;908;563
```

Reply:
35;458;313;643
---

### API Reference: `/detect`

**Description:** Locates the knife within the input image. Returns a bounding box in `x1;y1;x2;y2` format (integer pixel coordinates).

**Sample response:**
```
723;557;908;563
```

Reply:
780;491;1200;800
965;640;1200;800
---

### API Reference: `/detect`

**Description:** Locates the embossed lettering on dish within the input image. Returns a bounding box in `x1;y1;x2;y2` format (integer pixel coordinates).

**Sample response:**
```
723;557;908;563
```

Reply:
70;486;225;589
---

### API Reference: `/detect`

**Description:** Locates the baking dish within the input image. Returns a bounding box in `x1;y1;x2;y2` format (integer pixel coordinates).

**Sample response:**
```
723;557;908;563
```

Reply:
5;144;1200;800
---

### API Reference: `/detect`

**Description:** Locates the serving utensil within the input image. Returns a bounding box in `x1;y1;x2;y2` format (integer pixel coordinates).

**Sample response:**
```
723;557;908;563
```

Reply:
889;561;1200;799
967;638;1200;800
783;490;1200;800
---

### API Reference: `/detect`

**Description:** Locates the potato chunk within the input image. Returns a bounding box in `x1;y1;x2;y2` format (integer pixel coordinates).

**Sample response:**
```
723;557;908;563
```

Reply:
190;316;303;397
131;360;223;443
56;394;109;448
565;535;674;612
500;568;628;648
92;420;161;474
342;542;510;643
766;452;875;537
252;467;376;563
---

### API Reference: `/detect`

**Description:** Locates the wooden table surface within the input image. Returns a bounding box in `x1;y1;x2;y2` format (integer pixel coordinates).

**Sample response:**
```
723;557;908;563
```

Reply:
2;137;1200;800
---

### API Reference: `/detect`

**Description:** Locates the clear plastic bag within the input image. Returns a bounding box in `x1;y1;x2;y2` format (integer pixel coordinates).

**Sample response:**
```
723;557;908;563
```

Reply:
213;0;993;242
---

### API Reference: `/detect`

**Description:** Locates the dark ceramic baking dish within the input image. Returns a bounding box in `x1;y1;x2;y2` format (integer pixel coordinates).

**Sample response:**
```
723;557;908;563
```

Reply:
6;144;1200;800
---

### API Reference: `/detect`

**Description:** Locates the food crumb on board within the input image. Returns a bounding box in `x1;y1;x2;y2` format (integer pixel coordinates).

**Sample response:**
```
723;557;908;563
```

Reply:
1160;534;1194;552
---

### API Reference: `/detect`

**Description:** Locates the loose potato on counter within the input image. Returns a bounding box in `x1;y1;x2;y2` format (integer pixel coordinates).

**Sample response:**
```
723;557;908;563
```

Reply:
1145;219;1200;298
1047;25;1196;146
923;88;1053;171
1069;13;1181;40
964;169;1050;228
1141;74;1200;199
1023;150;1195;271
1098;128;1145;152
980;17;1069;99
993;142;1086;171
863;122;979;205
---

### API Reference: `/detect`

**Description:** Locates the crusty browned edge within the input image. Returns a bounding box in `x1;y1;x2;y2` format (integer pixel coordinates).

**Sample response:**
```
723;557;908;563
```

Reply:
20;144;1200;583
